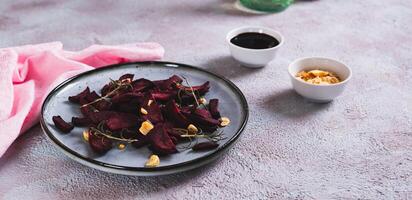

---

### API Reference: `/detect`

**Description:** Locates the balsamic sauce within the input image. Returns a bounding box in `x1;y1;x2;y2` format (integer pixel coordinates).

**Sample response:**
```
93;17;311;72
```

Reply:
230;32;279;49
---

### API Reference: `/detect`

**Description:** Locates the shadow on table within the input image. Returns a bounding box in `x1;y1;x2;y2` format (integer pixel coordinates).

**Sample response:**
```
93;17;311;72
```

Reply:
263;89;331;118
202;56;263;79
0;124;225;198
77;156;226;198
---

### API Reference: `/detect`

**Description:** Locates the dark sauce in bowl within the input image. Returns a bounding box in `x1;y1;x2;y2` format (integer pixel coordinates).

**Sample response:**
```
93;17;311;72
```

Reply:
230;32;280;49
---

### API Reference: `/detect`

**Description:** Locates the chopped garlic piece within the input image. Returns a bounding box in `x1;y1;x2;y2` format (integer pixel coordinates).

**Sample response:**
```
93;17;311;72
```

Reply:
198;97;207;104
82;130;89;142
145;154;160;168
139;120;154;135
219;117;231;127
140;107;148;115
118;143;126;150
187;124;198;134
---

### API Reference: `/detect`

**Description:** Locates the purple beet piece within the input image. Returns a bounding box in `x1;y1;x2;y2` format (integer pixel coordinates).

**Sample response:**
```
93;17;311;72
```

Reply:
208;99;221;119
80;105;94;118
177;81;210;96
184;109;220;132
88;131;112;154
170;136;178;145
94;99;112;111
106;112;140;131
101;74;133;96
52;116;74;133
129;129;150;148
194;108;213;119
192;142;219;151
87;111;117;124
132;139;149;148
141;98;164;124
111;92;144;104
148;123;177;155
151;91;176;102
68;87;90;104
176;82;210;105
164;100;191;128
131;78;155;93
71;117;92;127
87;91;100;102
153;75;183;90
167;128;183;139
119;74;134;81
101;83;115;97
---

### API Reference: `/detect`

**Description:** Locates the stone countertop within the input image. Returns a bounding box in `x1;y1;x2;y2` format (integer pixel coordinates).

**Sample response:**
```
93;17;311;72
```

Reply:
0;0;411;199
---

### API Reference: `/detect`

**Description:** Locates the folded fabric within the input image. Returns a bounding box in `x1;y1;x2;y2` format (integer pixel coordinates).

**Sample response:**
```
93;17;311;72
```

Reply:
0;42;164;157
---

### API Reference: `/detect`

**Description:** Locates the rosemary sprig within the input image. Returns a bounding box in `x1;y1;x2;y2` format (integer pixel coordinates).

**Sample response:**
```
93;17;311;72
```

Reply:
173;128;226;143
90;122;138;143
181;75;200;107
81;79;133;108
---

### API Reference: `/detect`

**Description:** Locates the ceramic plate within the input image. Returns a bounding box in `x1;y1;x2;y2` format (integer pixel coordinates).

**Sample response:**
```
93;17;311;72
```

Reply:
41;61;248;176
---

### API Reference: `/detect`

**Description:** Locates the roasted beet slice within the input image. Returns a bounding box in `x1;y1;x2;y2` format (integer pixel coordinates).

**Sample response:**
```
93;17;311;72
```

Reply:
167;128;183;139
119;74;134;81
151;91;176;102
164;100;191;128
148;123;177;155
170;136;178;145
154;75;183;90
208;99;221;119
141;98;164;124
52;116;74;133
72;117;92;127
131;78;155;93
94;99;112;111
111;92;144;113
130;130;150;148
88;131;112;154
111;92;144;104
80;105;95;118
192;142;219;151
68;87;90;104
184;109;220;132
194;108;213;119
87;111;117;124
175;81;210;105
106;113;140;131
87;91;100;102
168;75;183;85
132;139;149;148
101;75;133;97
112;103;138;113
101;83;115;97
177;81;210;96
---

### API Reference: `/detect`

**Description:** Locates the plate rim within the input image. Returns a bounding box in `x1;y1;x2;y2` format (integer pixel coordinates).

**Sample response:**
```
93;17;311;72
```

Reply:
40;61;249;173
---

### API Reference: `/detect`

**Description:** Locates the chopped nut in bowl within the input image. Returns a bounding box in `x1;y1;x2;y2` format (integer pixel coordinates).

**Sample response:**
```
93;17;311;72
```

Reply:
288;57;352;103
296;69;340;85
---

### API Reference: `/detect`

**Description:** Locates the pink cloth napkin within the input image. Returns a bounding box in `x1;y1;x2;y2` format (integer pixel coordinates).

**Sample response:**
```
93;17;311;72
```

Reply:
0;42;164;157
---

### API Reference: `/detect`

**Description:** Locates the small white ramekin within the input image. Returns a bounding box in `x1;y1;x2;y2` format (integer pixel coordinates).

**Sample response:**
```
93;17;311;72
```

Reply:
288;57;352;103
226;26;283;68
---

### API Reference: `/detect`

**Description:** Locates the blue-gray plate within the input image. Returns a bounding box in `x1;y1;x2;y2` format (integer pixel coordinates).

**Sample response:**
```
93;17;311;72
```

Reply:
40;61;248;176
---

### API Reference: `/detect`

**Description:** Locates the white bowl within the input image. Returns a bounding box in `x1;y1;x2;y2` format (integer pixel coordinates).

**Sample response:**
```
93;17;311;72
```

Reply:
288;57;352;103
226;26;284;68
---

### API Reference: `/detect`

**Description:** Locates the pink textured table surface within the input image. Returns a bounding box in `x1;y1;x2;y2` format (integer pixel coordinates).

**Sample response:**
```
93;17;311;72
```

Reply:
0;1;411;199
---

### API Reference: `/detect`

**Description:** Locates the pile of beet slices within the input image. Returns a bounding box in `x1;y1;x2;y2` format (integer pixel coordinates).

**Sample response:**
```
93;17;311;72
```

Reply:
52;74;225;155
